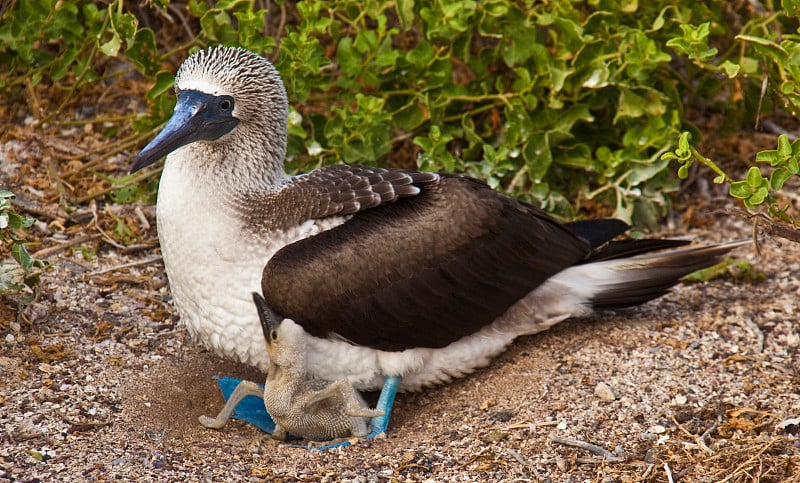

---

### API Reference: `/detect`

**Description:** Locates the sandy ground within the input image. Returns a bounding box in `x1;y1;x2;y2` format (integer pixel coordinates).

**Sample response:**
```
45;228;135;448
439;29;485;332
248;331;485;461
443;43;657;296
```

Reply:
1;187;799;482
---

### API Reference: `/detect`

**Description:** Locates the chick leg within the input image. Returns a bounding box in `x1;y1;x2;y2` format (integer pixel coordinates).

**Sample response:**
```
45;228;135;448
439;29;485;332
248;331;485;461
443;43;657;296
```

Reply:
303;380;385;418
199;380;264;429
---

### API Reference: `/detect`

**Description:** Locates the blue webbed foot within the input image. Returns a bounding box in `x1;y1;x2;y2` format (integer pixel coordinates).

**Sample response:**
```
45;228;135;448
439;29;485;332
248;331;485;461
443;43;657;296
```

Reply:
214;375;401;450
368;375;401;438
214;376;275;434
308;375;402;451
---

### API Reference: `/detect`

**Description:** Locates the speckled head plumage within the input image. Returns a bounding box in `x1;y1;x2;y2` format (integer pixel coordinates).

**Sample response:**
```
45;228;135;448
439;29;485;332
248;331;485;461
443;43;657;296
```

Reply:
131;46;289;183
176;46;288;125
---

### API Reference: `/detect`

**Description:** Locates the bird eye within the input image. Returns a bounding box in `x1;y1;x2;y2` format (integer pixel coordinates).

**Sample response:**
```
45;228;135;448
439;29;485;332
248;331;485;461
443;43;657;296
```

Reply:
270;330;278;341
219;98;233;111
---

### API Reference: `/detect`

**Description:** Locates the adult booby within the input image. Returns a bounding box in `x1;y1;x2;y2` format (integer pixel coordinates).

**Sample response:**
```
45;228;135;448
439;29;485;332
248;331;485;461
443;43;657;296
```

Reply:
131;46;746;440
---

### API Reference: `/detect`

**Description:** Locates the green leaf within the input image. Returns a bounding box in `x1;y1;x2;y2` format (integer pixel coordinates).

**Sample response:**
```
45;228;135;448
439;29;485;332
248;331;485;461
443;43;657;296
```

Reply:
501;36;542;67
99;34;122;57
746;166;764;187
336;37;359;75
126;28;159;76
524;133;552;181
146;71;175;101
6;212;25;230
616;88;646;120
787;157;799;174
621;0;639;13
755;149;778;165
719;60;741;77
784;0;800;16
770;167;792;191
729;180;751;199
406;39;435;67
393;100;427;130
396;0;415;29
738;57;760;75
188;0;209;17
651;7;668;31
748;186;769;205
667;22;719;61
114;12;138;41
661;152;678;161
736;34;788;63
12;242;33;271
777;134;792;158
678;132;691;152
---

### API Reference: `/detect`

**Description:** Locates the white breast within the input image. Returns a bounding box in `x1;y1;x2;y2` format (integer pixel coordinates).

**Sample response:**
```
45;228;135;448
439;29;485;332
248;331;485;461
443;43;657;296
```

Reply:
155;150;344;370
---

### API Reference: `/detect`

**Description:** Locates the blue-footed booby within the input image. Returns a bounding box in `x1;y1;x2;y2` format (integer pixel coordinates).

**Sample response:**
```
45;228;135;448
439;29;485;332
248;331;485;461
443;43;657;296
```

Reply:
131;45;748;441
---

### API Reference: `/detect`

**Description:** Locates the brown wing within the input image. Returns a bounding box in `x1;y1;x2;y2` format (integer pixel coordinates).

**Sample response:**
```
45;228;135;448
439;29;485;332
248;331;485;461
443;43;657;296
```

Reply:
261;174;593;351
249;165;440;231
300;165;440;217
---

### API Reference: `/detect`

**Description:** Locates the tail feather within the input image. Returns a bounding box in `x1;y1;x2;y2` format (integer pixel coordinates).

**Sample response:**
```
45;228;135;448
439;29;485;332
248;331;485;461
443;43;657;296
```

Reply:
564;219;629;248
585;238;691;262
554;239;752;310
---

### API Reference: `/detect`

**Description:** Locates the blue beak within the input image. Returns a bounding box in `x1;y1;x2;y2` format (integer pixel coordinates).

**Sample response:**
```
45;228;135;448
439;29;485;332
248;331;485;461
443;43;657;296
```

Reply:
130;90;239;172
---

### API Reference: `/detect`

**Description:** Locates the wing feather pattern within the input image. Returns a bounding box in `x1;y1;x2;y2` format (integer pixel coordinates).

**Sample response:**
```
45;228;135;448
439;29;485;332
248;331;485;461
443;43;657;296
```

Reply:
250;165;440;231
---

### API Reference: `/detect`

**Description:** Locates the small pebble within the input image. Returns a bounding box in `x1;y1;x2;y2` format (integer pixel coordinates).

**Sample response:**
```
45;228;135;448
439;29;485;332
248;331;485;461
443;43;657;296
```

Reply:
491;411;514;422
644;448;659;463
480;430;509;443
594;382;616;402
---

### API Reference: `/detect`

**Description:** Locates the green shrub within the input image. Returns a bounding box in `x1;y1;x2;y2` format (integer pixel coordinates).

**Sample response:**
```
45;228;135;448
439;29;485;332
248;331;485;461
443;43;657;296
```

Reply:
662;1;800;227
0;191;45;301
1;0;798;230
270;0;691;225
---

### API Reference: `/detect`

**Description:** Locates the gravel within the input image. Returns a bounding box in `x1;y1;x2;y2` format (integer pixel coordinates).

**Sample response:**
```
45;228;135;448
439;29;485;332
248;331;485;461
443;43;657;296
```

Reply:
2;206;799;481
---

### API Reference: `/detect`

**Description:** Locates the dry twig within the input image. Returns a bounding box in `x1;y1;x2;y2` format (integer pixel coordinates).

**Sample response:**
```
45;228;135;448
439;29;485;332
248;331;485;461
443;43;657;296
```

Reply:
550;435;624;463
721;208;800;255
717;439;779;483
30;233;103;259
89;255;163;277
664;462;675;483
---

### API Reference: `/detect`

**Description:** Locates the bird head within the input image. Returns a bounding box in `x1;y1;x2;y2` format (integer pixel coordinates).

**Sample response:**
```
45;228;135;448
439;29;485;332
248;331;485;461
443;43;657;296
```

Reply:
131;46;289;176
251;292;307;372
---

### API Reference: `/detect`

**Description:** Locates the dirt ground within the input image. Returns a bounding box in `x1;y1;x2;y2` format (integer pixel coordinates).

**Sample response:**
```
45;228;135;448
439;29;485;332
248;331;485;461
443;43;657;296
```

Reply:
2;94;800;481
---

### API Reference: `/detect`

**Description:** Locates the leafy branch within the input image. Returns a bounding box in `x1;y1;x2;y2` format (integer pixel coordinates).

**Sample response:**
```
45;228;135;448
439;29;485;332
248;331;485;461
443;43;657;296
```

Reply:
0;191;46;301
663;131;799;227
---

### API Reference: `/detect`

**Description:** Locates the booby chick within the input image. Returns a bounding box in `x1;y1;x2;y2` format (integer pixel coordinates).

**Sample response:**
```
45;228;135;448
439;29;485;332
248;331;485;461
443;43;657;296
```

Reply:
199;293;384;447
131;46;748;440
